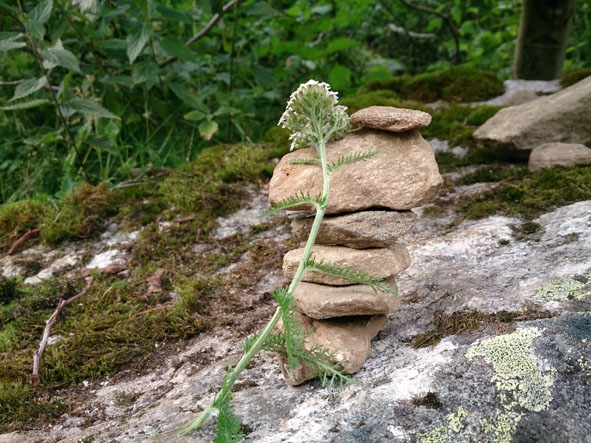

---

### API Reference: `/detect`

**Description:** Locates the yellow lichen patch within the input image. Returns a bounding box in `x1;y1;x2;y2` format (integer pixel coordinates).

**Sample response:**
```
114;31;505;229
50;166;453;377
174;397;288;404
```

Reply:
534;274;591;301
417;406;468;443
466;327;553;413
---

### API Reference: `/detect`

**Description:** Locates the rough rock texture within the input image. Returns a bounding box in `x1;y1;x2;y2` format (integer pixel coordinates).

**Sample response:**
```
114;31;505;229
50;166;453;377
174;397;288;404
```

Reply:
291;210;416;248
283;243;411;285
268;128;443;213
350;106;432;132
528;142;591;172
278;313;389;385
293;279;400;319
473;75;591;151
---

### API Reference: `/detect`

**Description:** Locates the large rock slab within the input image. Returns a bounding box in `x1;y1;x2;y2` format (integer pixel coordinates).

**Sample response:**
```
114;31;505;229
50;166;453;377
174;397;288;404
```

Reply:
291;210;416;249
293;279;400;319
283;244;411;286
268;128;443;213
474;75;591;151
528;142;591;172
277;313;388;385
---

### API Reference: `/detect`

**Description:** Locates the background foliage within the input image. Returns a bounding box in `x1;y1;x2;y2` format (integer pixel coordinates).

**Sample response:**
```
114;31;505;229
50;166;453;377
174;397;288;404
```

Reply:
1;0;590;204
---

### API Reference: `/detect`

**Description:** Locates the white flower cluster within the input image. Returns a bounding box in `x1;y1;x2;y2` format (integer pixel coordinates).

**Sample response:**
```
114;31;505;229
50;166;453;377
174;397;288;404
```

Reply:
278;80;349;151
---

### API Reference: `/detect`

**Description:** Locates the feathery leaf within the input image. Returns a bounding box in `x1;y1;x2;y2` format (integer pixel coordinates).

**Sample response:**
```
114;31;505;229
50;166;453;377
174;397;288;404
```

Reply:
328;150;380;175
262;191;325;216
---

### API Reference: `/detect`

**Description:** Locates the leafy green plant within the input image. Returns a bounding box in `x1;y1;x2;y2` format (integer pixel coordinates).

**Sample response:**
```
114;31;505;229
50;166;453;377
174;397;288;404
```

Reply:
177;81;393;438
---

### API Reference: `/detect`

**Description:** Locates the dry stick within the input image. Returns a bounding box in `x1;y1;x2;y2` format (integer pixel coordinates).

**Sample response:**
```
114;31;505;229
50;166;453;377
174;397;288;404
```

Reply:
32;277;94;385
7;228;40;255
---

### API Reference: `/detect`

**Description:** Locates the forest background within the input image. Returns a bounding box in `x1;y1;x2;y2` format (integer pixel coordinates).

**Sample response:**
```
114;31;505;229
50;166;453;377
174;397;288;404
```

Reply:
0;0;590;205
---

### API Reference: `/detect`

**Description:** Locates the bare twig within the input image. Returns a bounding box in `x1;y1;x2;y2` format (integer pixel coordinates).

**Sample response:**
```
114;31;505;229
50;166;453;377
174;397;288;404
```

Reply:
32;277;94;385
7;228;40;255
135;302;175;317
158;0;245;68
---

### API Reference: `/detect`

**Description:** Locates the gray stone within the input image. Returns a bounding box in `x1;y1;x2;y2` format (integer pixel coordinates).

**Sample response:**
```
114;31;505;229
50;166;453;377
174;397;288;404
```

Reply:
277;313;388;385
350;106;432;132
293;278;400;319
291;210;416;249
268;128;443;213
473;75;591;151
283;244;411;286
528;142;591;172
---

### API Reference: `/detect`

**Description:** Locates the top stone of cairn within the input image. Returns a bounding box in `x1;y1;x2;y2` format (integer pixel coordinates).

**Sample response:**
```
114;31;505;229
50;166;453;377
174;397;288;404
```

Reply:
350;106;432;132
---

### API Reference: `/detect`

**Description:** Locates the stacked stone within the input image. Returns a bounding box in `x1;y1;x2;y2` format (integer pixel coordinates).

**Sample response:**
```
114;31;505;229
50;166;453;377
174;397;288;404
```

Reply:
268;106;443;385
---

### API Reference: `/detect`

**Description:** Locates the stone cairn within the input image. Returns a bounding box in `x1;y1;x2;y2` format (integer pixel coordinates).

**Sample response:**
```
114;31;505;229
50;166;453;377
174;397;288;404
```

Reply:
268;106;443;385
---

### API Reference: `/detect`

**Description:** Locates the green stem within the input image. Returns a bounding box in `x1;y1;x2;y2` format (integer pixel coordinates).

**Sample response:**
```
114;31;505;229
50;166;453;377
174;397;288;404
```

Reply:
179;138;332;436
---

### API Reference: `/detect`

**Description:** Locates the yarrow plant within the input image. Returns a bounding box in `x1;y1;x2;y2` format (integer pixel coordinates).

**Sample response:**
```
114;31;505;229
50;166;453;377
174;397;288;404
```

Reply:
177;81;391;440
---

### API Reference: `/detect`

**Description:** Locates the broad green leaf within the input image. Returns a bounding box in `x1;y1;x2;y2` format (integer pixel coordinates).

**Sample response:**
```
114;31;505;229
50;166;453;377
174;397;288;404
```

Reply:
29;0;53;24
0;1;18;14
325;37;359;55
98;4;129;18
213;106;239;117
127;24;150;64
67;98;119;119
184;109;207;121
11;77;48;101
97;39;127;50
159;37;195;62
0;34;26;52
42;47;81;72
86;135;120;155
131;61;158;84
198;120;218;141
328;65;351;91
169;83;210;113
24;19;45;40
246;2;274;16
311;4;331;15
156;5;191;23
101;75;134;87
451;6;462;24
1;99;51;111
73;0;98;13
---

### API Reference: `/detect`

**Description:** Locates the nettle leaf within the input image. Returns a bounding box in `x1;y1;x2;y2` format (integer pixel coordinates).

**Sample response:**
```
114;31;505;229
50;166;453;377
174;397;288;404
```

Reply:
97;39;127;50
42;47;81;72
127;24;150;64
156;5;192;23
0;34;26;52
24;19;46;40
326;37;359;55
11;77;48;101
1;99;51;111
159;36;195;62
29;0;53;24
169;83;210;113
198;120;218;141
184;110;207;121
328;64;351;91
67;98;120;119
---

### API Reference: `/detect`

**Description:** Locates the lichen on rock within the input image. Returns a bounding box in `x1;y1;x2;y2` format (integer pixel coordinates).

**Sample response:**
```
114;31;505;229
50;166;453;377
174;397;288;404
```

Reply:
534;273;591;301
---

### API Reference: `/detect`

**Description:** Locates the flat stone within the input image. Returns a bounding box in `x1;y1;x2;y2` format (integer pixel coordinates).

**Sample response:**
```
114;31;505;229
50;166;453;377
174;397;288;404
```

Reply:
291;210;416;248
293;278;400;319
268;128;443;214
474;75;591;151
350;106;432;132
283;244;411;286
277;313;388;385
528;142;591;172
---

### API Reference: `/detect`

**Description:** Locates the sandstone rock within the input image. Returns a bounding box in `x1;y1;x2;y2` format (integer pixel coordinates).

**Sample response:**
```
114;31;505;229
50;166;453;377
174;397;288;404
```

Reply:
291;210;416;249
528;142;591;172
278;313;388;385
293;278;400;319
350;106;432;132
283;244;411;286
474;75;591;151
268;128;443;214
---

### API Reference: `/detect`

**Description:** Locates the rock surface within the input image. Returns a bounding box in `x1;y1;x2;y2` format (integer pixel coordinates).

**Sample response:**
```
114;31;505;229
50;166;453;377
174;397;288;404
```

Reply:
278;313;389;385
293;279;400;319
350;106;432;132
528;142;591;172
474;75;591;150
283;244;411;285
268;128;443;213
291;210;416;248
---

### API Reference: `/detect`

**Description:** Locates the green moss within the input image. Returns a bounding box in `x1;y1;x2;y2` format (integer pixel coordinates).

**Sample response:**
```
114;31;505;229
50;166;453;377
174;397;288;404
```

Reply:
561;67;591;87
0;199;55;251
456;164;527;185
340;90;421;115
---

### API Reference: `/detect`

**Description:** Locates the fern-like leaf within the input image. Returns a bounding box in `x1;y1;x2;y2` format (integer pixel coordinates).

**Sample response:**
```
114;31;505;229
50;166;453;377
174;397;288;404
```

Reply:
328;150;380;175
290;157;319;165
304;256;396;293
262;191;325;216
212;370;244;443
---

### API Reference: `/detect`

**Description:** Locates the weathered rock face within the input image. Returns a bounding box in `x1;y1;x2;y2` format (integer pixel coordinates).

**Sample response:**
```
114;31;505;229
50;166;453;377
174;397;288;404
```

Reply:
283;244;411;285
277;313;389;385
473;76;591;151
268;128;443;213
350;106;432;132
293;279;400;319
528;142;591;172
291;210;416;249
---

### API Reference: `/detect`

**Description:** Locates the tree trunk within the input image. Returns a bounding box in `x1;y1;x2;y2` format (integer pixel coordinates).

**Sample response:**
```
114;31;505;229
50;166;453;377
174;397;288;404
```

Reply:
513;0;576;80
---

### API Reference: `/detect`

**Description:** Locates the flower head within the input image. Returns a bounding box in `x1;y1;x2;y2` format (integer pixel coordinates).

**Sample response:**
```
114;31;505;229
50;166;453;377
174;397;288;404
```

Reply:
278;80;349;151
